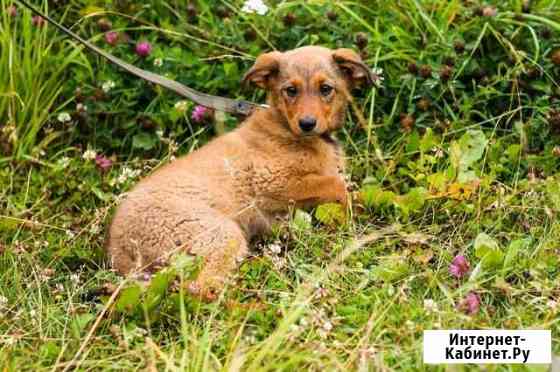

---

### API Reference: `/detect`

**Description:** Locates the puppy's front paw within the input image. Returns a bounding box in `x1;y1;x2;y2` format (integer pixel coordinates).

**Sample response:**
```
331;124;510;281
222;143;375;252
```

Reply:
332;178;349;207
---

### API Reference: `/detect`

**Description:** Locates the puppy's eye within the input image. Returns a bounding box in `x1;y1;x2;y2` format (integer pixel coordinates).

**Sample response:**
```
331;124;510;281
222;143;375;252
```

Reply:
285;86;298;97
320;84;334;96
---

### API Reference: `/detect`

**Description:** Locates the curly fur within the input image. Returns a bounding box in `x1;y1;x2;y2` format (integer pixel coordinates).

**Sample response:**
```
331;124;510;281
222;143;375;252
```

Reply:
106;46;372;299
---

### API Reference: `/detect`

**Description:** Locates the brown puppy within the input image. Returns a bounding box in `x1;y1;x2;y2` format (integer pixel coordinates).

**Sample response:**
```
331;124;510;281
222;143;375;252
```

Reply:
106;46;373;298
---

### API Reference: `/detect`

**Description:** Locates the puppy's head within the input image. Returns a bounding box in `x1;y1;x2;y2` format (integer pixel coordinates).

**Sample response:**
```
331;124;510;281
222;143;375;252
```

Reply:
243;46;374;137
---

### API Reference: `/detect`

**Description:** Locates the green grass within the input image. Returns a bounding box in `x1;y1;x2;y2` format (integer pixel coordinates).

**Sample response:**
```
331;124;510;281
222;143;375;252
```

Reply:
0;0;91;161
1;0;560;370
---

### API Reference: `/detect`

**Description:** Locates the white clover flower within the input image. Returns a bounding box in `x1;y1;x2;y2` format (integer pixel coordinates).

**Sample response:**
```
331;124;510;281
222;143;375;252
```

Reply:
318;320;333;339
241;0;268;15
267;242;282;255
2;124;18;143
4;336;17;346
57;112;72;123
1;124;12;134
153;58;163;67
174;100;188;113
70;273;80;283
117;167;141;185
322;320;333;332
360;346;376;360
116;173;127;185
168;140;179;154
289;324;301;332
372;67;384;76
136;327;148;336
76;103;87;112
315;286;328;298
269;255;286;269
432;147;444;158
101;80;116;93
57;156;71;169
82;149;97;161
40;268;54;282
423;299;438;313
371;67;385;88
547;300;558;310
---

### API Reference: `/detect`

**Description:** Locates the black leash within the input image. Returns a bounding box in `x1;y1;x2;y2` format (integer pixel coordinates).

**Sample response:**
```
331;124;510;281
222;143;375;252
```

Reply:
15;0;266;116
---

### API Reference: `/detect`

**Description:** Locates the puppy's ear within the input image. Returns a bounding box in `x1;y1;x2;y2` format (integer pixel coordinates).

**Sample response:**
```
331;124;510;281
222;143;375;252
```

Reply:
242;51;282;89
332;48;374;88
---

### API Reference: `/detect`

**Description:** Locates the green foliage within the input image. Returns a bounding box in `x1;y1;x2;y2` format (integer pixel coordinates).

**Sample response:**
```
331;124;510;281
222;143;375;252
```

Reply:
114;254;200;318
360;184;427;219
291;209;313;231
314;203;346;227
0;0;89;159
371;255;410;283
474;232;504;269
545;179;560;209
450;130;488;182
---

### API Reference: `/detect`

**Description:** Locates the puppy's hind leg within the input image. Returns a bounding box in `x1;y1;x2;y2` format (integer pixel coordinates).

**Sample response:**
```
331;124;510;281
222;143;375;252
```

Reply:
188;215;249;301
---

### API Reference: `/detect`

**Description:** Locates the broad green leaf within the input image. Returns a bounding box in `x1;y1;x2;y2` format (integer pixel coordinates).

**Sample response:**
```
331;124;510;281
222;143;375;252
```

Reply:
419;128;438;153
529;80;552;94
427;172;447;191
292;210;312;231
457;170;477;183
481;249;504;269
474;233;500;255
132;132;157;150
172;253;201;278
360;185;395;209
506;144;521;161
115;284;143;313
315;203;346;227
91;186;110;201
503;238;530;273
223;62;239;80
474;233;503;269
71;313;94;338
371;256;410;282
168;107;182;123
405;130;420;152
399;187;427;212
145;269;176;312
450;129;488;181
39;341;60;360
360;184;381;208
394;187;427;218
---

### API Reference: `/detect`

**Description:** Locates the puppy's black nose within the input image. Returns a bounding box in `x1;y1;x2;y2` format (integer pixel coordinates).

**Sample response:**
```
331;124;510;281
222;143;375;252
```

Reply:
299;117;317;132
